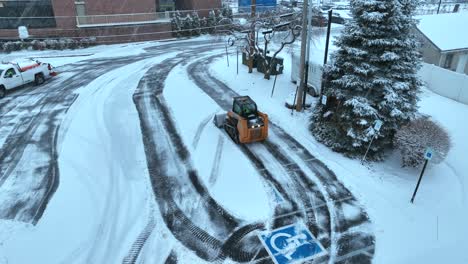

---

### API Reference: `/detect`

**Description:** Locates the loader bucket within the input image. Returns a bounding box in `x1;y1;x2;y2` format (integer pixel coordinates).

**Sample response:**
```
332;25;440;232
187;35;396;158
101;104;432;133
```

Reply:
213;113;227;128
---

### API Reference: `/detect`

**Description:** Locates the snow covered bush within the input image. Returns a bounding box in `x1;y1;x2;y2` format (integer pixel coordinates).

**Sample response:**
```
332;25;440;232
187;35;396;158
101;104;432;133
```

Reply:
2;41;22;52
31;40;46;50
181;14;194;36
394;118;451;167
45;39;59;49
310;0;423;159
64;38;78;49
170;11;183;37
79;38;93;48
221;4;233;20
207;10;217;34
191;12;202;36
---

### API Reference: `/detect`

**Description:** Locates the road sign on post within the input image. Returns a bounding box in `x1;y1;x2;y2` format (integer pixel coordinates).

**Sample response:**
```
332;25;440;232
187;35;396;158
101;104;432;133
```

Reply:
361;120;383;164
258;223;326;264
321;95;327;105
411;147;433;203
424;148;433;160
374;120;383;132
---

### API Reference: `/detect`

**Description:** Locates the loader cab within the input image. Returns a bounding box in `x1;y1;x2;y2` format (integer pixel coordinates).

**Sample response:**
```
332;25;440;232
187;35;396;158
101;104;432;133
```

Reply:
233;96;258;120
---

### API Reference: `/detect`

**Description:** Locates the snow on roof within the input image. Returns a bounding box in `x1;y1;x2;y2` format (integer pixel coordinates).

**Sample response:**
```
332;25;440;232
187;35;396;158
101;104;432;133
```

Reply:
416;13;468;51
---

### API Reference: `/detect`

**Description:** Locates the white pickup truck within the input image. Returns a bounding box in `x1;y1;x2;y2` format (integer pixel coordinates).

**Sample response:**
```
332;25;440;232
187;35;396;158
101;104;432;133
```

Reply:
0;59;53;99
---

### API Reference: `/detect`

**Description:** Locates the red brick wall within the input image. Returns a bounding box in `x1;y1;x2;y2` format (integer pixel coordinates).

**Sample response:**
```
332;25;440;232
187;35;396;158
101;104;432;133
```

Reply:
177;0;222;16
190;0;222;12
51;0;77;29
85;0;157;15
0;0;223;43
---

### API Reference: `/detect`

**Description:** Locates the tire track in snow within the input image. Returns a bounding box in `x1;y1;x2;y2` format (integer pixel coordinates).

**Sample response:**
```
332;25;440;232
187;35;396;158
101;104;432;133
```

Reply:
209;135;224;186
122;213;156;264
0;57;152;224
186;53;375;263
164;250;178;264
133;42;297;262
134;47;250;261
193;113;214;150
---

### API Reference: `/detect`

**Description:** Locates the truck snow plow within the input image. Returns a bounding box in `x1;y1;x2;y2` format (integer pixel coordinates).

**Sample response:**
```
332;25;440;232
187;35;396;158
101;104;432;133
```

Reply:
214;96;268;144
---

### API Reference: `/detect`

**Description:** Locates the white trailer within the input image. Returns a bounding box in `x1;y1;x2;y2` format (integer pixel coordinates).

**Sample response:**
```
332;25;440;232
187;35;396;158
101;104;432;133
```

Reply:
290;51;324;96
0;59;53;98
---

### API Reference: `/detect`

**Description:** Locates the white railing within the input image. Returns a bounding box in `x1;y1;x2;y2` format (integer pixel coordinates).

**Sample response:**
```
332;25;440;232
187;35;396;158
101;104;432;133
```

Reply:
76;11;171;27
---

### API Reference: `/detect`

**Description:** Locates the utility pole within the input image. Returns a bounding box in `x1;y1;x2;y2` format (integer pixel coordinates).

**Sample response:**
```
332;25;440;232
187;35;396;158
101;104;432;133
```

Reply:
303;0;313;107
437;0;442;14
295;0;309;111
248;0;256;73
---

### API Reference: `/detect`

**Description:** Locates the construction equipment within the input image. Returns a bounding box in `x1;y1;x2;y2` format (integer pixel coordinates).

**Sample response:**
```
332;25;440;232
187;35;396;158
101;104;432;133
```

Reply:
214;96;268;144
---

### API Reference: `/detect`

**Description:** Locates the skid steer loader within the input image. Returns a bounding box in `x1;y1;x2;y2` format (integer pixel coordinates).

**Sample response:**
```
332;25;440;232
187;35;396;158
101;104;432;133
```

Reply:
213;96;268;144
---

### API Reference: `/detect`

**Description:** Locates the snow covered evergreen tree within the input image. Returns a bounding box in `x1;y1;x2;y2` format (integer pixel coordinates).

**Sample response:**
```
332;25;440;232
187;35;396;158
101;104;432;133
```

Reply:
171;11;183;37
207;10;217;34
181;14;194;37
200;17;208;34
310;0;422;159
192;12;202;36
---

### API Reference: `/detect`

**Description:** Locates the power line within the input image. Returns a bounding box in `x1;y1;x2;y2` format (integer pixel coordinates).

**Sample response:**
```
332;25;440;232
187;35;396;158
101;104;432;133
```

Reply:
0;4;280;19
0;12;300;41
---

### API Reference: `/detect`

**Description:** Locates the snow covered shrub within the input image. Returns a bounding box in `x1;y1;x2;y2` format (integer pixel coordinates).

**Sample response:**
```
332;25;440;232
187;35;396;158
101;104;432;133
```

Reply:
57;39;67;50
207;10;217;34
88;37;97;46
181;14;194;37
310;0;423;159
12;41;23;51
200;17;208;34
191;12;202;36
394;118;451;167
79;38;90;48
63;38;77;49
2;42;14;53
170;11;183;37
45;39;58;49
221;4;233;20
31;40;42;50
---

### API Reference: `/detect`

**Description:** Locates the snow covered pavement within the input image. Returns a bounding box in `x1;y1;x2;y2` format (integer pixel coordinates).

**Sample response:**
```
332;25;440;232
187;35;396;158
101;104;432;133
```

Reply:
1;36;466;264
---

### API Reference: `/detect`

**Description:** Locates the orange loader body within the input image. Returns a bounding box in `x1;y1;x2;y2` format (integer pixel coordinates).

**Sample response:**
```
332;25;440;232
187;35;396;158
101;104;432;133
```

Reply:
213;96;269;144
227;111;268;143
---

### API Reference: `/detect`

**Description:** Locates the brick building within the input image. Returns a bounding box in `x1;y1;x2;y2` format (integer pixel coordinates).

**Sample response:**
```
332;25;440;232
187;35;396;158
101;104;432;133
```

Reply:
0;0;221;43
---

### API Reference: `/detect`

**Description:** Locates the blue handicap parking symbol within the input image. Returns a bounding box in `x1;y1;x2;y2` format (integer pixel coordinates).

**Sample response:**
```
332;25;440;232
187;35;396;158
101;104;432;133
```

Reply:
258;223;326;264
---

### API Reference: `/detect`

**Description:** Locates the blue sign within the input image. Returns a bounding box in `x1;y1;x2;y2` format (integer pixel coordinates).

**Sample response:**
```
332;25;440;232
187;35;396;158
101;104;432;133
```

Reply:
425;148;433;160
258;223;326;264
238;0;277;12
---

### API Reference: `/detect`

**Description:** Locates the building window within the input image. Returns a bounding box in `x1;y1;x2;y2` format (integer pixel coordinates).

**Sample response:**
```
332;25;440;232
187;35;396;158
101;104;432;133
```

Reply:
158;0;175;12
75;1;87;25
444;53;454;69
0;0;56;29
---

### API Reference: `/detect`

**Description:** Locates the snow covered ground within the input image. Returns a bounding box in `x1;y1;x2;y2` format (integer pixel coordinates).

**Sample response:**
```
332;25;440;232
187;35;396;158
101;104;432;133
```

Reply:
0;35;467;264
208;47;468;264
